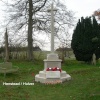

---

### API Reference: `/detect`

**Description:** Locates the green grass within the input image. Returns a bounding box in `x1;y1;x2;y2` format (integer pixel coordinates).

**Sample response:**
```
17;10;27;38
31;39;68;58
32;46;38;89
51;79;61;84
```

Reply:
0;59;100;100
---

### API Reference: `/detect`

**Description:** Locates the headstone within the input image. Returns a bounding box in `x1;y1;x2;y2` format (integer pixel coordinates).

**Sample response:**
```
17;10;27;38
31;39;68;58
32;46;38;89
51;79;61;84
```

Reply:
92;53;96;65
5;28;9;62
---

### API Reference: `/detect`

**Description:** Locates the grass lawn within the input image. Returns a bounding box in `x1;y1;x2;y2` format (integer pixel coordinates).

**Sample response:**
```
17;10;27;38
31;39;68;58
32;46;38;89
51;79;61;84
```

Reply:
0;59;100;100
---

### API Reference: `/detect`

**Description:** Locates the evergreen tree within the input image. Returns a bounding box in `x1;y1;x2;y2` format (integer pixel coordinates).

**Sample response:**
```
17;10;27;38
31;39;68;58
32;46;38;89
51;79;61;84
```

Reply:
71;17;100;62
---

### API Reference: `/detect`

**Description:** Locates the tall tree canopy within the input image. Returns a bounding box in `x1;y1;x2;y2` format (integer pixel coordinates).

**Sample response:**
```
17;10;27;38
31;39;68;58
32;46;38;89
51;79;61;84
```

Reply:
71;17;100;62
93;9;100;19
1;0;74;60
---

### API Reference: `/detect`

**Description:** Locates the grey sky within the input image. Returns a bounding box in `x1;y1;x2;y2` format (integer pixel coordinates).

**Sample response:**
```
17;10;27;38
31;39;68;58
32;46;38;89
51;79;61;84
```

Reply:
0;0;100;22
0;0;100;50
65;0;100;18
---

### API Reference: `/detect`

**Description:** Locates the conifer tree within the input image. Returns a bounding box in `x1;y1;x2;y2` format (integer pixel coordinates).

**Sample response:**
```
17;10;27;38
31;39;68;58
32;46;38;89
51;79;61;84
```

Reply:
71;17;100;62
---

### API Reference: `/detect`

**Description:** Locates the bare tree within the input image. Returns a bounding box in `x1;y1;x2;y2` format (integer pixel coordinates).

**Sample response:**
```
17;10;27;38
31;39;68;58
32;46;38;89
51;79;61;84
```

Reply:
1;0;74;60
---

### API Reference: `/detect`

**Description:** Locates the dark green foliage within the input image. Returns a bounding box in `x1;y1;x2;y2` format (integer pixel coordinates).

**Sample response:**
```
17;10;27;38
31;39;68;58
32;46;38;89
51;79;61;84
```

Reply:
71;17;100;62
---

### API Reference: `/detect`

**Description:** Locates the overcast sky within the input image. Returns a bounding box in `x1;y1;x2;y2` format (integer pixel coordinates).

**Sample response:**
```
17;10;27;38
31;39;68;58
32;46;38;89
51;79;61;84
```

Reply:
65;0;100;18
0;0;100;23
0;0;100;50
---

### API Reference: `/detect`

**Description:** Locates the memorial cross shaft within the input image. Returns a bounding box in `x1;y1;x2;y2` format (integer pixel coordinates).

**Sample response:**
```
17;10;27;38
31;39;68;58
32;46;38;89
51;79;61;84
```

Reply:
48;3;57;53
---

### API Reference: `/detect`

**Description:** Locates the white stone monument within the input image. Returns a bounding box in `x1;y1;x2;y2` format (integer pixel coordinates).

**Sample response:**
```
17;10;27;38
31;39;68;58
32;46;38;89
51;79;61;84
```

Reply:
35;3;71;83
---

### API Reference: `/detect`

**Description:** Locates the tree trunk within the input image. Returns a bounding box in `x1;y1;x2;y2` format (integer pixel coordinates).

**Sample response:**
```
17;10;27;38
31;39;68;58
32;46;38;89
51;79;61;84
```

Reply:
27;0;33;60
5;28;9;62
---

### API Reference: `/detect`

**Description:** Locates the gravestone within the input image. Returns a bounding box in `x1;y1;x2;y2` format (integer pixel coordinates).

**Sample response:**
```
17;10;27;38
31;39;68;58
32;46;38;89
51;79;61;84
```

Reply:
5;28;9;62
92;53;96;65
35;3;71;83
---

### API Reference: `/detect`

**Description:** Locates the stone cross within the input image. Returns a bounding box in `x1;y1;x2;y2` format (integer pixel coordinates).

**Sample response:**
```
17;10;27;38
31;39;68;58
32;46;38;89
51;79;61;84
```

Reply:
35;3;71;84
48;3;57;53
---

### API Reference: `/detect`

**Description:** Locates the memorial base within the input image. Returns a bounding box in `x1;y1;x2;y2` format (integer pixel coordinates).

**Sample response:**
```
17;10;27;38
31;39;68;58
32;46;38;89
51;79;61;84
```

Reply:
35;53;71;83
35;70;71;83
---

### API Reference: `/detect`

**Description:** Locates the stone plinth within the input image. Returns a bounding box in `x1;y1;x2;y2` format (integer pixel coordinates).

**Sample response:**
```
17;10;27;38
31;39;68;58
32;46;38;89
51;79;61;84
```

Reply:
46;71;60;78
47;54;59;60
44;54;62;70
35;70;71;83
35;53;71;83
